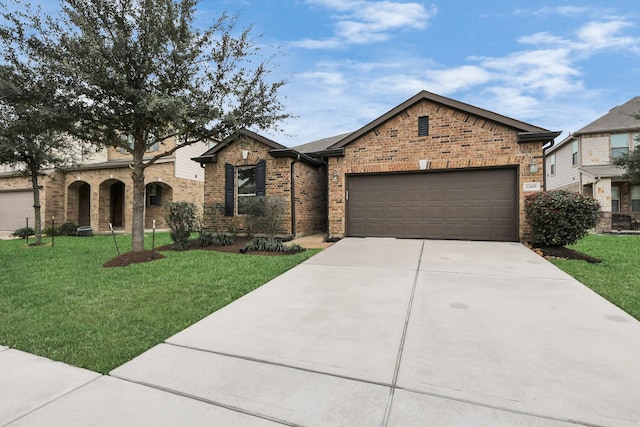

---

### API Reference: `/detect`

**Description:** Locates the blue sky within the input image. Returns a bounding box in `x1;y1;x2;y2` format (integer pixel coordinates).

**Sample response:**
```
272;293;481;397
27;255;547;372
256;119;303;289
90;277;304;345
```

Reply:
30;0;640;146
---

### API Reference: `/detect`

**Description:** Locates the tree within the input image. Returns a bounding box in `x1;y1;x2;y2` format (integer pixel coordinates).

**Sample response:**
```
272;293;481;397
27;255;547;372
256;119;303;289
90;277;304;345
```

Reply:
0;6;81;245
24;0;289;252
613;129;640;184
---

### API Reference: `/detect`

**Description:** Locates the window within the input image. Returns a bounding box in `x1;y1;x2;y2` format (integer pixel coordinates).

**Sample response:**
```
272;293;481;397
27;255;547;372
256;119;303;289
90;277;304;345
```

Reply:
632;185;640;212
236;166;257;215
118;133;134;154
418;116;429;137
610;133;630;159
146;183;162;206
224;161;266;216
611;185;620;212
572;140;578;166
549;154;556;176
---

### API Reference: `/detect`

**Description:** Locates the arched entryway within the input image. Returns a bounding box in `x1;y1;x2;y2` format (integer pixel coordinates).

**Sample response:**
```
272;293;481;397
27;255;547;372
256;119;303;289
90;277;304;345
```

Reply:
145;182;173;229
99;179;126;230
67;181;91;226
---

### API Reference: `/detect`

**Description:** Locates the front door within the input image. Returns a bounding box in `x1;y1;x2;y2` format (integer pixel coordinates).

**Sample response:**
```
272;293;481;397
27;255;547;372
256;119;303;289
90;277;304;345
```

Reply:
110;182;124;228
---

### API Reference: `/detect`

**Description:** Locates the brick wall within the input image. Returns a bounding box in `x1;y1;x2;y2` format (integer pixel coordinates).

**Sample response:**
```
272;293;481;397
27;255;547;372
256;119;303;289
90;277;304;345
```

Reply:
294;162;327;235
327;99;545;240
203;137;293;235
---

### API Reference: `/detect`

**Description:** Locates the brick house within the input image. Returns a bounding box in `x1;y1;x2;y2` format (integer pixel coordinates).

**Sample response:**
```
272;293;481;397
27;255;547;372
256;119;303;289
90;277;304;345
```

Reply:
192;129;327;237
0;138;209;232
195;91;559;242
545;97;640;231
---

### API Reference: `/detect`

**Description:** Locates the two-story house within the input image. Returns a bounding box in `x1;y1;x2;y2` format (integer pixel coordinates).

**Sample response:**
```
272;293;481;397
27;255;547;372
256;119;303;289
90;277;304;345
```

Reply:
545;97;640;231
0;138;211;232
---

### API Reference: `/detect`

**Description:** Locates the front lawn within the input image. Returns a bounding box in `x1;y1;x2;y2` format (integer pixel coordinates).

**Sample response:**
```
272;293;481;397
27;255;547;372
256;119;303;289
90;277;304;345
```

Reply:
0;233;318;373
551;234;640;321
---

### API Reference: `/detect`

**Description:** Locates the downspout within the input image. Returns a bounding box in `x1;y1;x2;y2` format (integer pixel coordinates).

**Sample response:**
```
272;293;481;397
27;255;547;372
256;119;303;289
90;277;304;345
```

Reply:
290;154;301;237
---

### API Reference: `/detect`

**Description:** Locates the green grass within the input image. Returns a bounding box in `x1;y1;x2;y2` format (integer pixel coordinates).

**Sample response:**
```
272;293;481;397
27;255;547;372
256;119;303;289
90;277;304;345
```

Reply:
0;233;318;373
551;234;640;321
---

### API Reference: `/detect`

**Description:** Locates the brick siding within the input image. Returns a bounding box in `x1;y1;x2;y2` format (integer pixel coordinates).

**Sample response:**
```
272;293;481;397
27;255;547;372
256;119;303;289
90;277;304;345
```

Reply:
327;99;545;240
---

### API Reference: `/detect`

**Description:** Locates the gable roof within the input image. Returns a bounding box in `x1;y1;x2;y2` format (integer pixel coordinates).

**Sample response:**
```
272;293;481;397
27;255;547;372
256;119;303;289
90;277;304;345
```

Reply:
328;90;559;150
191;128;324;167
574;97;640;136
292;132;353;155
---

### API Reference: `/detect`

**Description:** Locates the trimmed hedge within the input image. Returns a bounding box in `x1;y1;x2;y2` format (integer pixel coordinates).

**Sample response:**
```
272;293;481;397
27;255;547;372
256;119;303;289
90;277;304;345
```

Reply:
525;190;602;246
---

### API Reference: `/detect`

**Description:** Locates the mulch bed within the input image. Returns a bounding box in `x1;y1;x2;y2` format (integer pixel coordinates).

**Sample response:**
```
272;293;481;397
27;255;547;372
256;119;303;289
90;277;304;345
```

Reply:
103;237;303;268
530;245;602;263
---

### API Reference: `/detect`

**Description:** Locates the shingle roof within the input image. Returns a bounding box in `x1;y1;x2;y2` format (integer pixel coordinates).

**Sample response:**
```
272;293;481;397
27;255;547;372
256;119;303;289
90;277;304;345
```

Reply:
292;132;352;154
579;165;625;179
574;97;640;136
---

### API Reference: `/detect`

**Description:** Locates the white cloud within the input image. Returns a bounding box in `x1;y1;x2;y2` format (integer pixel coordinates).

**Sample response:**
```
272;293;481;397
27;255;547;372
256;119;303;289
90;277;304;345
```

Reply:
293;1;437;48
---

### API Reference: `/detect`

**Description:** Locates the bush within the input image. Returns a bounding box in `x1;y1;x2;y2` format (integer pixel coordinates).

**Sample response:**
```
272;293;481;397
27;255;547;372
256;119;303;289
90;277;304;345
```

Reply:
198;230;215;247
245;237;304;253
11;227;34;239
243;196;286;239
212;233;234;246
58;221;79;236
165;202;197;250
525;190;602;246
44;226;57;237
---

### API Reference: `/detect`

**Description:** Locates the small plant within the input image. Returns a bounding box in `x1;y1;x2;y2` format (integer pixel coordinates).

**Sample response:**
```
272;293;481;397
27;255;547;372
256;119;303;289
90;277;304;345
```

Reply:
525;190;602;246
58;221;79;236
165;202;198;250
198;230;215;247
44;226;57;237
245;237;304;253
11;227;34;239
212;232;234;246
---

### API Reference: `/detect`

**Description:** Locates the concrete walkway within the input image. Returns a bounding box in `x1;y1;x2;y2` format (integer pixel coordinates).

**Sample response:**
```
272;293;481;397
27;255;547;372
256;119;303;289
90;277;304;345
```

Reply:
2;238;640;426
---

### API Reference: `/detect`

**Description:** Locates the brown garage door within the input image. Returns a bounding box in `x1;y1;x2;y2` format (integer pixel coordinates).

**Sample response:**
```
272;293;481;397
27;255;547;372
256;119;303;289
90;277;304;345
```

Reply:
346;168;518;241
0;190;34;230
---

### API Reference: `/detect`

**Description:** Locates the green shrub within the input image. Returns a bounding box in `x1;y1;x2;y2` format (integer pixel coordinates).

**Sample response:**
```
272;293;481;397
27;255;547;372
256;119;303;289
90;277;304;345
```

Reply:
44;226;57;237
243;196;286;239
525;190;602;246
212;233;234;246
58;221;79;236
11;227;34;239
198;230;214;247
165;202;197;250
246;237;304;253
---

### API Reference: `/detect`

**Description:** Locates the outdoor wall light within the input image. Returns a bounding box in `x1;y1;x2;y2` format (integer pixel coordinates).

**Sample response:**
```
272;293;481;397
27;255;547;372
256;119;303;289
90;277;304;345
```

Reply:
529;159;538;174
242;150;249;160
332;170;339;181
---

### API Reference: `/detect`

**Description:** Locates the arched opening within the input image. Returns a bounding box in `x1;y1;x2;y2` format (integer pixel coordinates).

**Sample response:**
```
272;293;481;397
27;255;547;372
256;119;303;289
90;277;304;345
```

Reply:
99;179;126;230
145;182;173;229
67;181;91;226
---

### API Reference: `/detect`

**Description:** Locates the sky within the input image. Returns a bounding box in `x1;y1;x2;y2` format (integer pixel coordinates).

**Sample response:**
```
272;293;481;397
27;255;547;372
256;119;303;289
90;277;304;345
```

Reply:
26;0;640;147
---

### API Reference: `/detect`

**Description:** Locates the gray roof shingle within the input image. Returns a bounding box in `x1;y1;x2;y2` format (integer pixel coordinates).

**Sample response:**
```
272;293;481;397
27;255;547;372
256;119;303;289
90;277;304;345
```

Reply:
574;97;640;136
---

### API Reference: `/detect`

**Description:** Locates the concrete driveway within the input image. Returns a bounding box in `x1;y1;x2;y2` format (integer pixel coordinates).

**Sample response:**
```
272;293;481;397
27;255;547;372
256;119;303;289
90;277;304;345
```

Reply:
3;238;640;426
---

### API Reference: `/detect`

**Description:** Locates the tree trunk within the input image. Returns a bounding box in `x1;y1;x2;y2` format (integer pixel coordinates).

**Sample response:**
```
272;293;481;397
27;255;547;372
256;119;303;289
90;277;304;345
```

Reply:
131;155;146;252
30;167;43;245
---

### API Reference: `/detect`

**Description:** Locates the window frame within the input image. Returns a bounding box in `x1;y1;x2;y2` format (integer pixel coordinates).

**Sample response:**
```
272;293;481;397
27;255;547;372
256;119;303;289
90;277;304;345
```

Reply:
632;185;640;212
549;153;556;176
611;185;621;212
236;165;257;215
610;133;630;160
571;140;578;166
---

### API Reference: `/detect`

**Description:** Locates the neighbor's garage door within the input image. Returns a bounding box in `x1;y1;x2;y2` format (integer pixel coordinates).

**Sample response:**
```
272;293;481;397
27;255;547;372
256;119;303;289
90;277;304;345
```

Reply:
0;190;33;230
347;168;518;241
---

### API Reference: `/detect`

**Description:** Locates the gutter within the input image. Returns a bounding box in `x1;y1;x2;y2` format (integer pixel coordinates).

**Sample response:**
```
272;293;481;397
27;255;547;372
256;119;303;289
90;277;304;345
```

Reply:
290;153;301;237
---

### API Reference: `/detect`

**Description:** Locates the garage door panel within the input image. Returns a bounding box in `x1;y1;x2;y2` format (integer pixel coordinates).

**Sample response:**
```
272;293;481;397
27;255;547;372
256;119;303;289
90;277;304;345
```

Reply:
347;169;518;241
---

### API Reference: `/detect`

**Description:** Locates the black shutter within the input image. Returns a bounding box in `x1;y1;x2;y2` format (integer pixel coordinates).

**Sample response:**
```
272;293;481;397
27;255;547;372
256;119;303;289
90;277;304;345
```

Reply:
224;163;235;216
256;160;266;197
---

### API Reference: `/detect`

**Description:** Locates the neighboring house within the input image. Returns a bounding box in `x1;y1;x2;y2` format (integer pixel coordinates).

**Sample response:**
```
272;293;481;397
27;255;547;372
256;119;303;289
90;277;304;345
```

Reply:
545;97;640;231
195;91;559;242
192;129;327;237
0;138;210;232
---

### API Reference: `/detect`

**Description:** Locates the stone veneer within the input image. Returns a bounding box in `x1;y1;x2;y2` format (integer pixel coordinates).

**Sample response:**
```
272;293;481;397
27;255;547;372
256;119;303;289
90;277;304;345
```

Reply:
327;99;545;240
